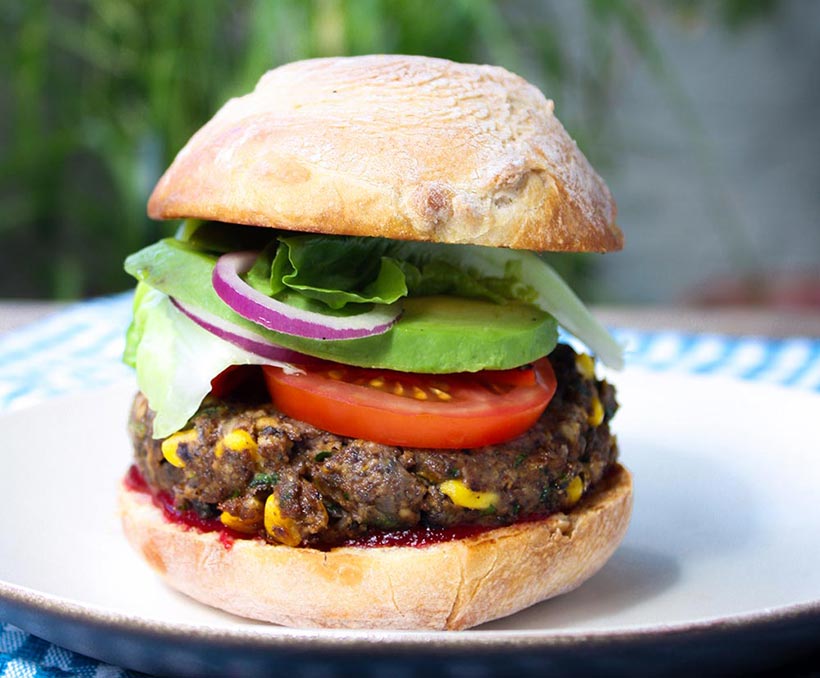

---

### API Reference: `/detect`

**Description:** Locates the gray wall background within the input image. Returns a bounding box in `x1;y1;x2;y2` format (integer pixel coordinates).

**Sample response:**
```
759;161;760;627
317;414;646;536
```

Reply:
589;1;820;304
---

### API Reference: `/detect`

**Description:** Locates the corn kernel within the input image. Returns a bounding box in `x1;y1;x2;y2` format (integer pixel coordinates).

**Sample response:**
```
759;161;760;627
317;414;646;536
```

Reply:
575;353;596;380
588;395;604;427
215;429;259;461
161;429;197;468
439;479;499;510
566;475;584;505
219;511;259;534
264;494;302;546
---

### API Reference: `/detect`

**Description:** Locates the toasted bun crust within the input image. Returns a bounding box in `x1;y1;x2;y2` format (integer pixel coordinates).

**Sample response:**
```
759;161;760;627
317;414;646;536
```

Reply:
148;55;621;253
119;463;632;630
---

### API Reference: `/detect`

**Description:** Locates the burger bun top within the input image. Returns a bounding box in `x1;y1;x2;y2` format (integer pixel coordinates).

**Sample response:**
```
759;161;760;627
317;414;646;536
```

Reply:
148;55;621;253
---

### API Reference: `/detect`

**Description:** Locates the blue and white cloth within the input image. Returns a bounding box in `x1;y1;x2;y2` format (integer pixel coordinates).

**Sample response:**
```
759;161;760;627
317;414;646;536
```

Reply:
611;327;820;391
0;623;137;678
1;294;819;676
0;295;134;414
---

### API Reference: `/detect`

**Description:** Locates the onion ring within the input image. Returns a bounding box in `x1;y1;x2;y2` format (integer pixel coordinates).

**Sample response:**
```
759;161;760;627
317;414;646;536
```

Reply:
170;297;305;363
212;251;401;340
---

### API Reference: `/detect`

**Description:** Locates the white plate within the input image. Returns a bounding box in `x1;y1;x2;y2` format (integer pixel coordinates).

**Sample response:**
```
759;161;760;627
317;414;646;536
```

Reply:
1;370;819;676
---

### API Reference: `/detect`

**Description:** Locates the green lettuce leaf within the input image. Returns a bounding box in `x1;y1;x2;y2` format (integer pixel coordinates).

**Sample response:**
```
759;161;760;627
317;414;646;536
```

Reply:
260;234;537;309
176;219;274;253
269;235;409;309
123;281;151;368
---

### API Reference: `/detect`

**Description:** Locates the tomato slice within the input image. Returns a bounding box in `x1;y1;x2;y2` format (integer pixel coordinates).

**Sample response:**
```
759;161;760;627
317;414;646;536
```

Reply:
261;359;556;449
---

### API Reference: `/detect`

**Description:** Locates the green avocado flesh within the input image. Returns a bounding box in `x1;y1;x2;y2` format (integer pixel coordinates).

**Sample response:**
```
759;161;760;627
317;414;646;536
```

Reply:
293;295;557;372
125;240;557;373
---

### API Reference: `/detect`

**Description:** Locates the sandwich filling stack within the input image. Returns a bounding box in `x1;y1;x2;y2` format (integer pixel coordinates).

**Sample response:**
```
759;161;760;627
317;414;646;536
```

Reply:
119;55;632;630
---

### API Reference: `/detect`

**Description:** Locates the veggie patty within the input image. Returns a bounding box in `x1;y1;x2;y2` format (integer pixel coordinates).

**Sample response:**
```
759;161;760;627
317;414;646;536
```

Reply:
129;344;618;549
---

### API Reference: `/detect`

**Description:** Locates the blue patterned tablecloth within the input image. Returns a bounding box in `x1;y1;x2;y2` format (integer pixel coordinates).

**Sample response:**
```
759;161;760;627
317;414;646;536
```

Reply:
1;623;134;678
1;294;818;677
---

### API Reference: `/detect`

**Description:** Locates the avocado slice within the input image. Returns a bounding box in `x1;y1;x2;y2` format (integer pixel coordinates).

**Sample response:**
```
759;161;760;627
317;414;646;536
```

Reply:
294;295;557;372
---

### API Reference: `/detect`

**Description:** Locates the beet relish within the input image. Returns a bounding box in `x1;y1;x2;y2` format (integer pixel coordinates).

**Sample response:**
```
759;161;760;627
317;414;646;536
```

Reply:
124;464;244;549
123;465;552;551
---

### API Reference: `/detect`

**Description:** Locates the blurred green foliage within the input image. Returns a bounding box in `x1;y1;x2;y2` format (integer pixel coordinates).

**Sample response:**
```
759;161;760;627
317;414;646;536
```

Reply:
0;0;778;299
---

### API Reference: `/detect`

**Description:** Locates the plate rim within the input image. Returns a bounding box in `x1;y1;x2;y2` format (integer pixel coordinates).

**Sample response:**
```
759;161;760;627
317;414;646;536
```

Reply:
3;373;820;660
3;577;820;652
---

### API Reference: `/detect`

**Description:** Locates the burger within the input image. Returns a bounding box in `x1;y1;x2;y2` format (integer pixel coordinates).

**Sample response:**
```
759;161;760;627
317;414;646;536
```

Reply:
119;55;632;630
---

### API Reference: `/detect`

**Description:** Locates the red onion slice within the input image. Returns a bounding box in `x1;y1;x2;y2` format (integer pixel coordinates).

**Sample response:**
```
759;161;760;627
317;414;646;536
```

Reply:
171;297;305;363
212;251;402;340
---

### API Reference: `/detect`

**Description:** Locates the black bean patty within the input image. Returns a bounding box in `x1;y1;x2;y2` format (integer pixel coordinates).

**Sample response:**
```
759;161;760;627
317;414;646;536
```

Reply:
129;344;619;548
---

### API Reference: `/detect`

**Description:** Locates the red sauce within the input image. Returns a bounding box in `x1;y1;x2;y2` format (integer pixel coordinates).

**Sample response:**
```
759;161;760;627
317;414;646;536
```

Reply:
125;465;247;550
123;465;548;551
339;523;495;548
123;463;150;493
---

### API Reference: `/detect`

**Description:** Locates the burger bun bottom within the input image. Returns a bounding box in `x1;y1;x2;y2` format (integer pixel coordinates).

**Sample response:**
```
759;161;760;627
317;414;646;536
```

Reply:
119;464;632;630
